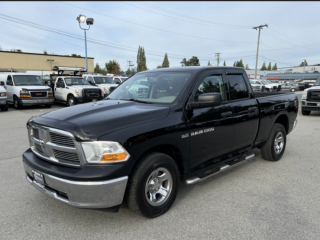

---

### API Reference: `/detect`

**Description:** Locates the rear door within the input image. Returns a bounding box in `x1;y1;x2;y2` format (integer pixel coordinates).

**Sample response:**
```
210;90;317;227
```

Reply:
6;75;14;102
187;70;233;169
226;72;259;152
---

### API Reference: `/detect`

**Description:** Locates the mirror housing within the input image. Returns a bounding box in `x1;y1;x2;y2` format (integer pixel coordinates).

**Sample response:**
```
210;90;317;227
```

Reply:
0;81;5;86
188;93;222;109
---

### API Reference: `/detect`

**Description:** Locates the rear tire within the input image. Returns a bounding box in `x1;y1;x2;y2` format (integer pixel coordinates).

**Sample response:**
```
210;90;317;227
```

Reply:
261;123;286;161
1;103;8;111
301;109;311;115
125;152;179;218
290;88;295;92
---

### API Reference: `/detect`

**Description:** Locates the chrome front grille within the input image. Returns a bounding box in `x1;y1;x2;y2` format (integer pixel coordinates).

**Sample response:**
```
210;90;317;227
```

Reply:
49;132;75;147
309;91;320;101
28;125;83;167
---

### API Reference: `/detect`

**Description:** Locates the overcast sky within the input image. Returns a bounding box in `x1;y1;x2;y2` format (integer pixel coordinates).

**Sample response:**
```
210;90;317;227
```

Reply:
0;1;319;72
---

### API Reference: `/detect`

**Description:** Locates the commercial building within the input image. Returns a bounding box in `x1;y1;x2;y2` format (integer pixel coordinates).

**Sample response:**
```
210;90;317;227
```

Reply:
0;50;94;73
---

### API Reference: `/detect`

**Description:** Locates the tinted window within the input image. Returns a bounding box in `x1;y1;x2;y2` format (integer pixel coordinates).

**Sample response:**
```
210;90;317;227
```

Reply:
227;75;249;100
194;75;227;101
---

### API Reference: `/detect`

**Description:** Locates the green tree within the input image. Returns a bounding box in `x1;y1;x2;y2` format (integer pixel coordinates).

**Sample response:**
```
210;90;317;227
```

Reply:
161;53;169;68
235;59;244;68
260;61;267;70
186;56;200;66
207;60;212;66
94;63;101;73
233;61;237;67
223;61;226;66
299;60;308;67
137;46;147;72
245;64;250;70
267;62;272;71
272;63;278;70
105;60;122;74
180;58;187;66
43;50;48;55
71;53;81;58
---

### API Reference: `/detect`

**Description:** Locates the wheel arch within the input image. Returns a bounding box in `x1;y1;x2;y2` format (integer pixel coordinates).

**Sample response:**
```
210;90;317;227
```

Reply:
274;114;289;134
132;144;185;180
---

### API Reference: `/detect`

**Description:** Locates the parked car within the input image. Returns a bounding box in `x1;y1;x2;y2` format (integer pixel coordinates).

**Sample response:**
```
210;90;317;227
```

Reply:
83;74;118;97
22;66;298;218
113;76;129;84
249;80;264;91
281;83;299;92
301;77;320;115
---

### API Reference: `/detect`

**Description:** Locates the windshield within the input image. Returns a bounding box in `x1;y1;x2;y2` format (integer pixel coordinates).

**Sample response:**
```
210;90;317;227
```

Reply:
93;76;115;84
261;80;269;85
12;75;44;86
65;78;89;86
107;72;192;103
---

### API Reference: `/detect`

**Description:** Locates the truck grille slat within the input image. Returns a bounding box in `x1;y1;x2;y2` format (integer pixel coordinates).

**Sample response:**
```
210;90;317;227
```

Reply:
49;132;75;147
29;125;81;167
31;92;47;97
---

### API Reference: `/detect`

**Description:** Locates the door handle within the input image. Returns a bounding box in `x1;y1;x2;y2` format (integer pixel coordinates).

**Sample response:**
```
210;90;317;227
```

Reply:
221;111;232;118
248;107;258;111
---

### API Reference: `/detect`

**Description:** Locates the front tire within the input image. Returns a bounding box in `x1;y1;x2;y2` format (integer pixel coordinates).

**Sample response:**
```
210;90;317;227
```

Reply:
301;109;310;115
290;88;295;92
1;103;8;111
67;95;76;106
125;152;179;218
14;97;21;109
261;123;286;161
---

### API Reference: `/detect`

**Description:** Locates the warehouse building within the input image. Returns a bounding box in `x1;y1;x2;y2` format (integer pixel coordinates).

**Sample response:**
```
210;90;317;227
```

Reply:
0;50;94;73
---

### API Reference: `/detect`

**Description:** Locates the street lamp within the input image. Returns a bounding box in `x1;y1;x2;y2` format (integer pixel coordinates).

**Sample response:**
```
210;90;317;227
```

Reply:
76;14;94;74
302;59;306;81
47;59;54;70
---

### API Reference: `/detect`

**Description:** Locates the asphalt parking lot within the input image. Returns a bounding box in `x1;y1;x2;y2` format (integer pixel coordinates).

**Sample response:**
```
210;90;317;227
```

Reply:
1;92;320;240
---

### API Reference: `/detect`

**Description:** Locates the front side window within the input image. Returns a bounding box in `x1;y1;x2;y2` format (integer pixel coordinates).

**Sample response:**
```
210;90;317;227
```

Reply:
94;76;114;84
107;72;192;103
65;78;89;86
194;75;226;102
12;75;44;86
227;75;249;100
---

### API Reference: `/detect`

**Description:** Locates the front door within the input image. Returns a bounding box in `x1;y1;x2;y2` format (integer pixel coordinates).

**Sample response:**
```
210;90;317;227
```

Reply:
54;78;65;101
187;70;233;169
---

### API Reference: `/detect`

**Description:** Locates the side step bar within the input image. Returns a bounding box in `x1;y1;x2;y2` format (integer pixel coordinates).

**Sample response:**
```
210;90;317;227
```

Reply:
185;153;255;185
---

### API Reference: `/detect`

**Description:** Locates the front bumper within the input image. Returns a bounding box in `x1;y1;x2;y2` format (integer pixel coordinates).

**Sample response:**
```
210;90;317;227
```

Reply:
0;97;7;106
301;100;320;111
23;150;129;209
20;97;54;106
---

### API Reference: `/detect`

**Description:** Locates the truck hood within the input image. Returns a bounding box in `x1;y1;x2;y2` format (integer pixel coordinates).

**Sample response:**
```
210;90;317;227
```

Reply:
20;86;51;91
96;83;118;87
68;85;100;90
29;100;171;140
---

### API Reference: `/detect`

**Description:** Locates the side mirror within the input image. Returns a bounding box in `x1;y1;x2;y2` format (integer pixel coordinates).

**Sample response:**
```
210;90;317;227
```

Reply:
115;80;121;84
44;80;48;85
188;93;222;109
6;80;13;86
0;81;4;86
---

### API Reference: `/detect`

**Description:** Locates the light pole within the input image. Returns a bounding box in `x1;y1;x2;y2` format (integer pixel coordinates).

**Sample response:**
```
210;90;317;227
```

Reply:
253;24;268;79
47;59;54;70
76;14;94;74
302;59;306;81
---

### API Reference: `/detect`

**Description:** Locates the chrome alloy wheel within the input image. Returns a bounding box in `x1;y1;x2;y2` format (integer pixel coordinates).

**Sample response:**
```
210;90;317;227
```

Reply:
274;132;284;154
145;167;173;206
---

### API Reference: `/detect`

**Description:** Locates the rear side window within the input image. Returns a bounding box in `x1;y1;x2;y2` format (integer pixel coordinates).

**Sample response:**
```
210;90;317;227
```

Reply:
227;75;249;100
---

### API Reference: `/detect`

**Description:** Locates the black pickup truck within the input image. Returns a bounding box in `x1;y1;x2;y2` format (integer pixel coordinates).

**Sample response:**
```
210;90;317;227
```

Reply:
22;67;298;218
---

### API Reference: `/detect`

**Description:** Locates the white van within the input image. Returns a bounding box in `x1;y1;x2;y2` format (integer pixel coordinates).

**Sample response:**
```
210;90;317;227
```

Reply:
0;73;54;109
83;74;118;97
0;82;8;111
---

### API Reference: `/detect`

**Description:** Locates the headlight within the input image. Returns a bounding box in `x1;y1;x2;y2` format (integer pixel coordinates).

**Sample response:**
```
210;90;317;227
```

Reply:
20;90;30;98
301;91;307;100
74;90;81;96
0;92;7;97
81;141;130;163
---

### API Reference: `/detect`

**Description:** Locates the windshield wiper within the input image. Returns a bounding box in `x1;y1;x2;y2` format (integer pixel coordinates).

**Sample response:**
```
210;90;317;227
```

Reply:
119;98;151;104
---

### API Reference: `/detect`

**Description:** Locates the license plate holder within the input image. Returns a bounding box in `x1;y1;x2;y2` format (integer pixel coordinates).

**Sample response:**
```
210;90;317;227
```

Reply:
32;170;45;186
37;100;44;103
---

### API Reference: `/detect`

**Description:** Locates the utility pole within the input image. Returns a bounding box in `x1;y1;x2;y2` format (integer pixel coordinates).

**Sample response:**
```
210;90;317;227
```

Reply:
253;24;268;79
215;53;221;66
127;60;134;72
